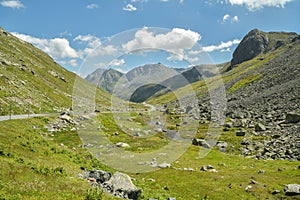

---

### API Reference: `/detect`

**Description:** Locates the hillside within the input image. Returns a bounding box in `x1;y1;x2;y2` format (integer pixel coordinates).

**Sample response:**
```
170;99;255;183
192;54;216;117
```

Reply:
0;27;112;115
149;29;300;161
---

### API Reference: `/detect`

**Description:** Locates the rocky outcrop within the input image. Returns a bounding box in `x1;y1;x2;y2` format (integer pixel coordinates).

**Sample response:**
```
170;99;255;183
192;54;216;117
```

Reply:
83;170;142;200
231;29;269;66
230;29;299;67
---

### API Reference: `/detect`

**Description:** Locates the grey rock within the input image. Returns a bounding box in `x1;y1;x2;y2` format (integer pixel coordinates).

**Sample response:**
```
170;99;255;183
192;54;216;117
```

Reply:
157;162;171;168
255;123;266;131
89;170;112;183
192;138;210;148
104;171;142;200
284;184;300;196
217;141;228;148
272;190;281;195
235;130;246;136
285;112;300;123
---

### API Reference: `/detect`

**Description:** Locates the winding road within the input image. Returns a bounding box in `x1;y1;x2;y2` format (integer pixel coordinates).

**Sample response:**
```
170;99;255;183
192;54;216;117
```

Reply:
0;113;58;122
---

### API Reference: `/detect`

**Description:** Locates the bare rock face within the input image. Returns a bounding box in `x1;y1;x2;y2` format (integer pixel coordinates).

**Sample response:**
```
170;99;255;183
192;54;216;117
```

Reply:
231;29;269;66
230;29;299;68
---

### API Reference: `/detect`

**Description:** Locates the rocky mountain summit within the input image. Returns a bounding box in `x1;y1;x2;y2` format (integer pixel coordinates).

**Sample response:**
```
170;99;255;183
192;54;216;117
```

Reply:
230;28;299;67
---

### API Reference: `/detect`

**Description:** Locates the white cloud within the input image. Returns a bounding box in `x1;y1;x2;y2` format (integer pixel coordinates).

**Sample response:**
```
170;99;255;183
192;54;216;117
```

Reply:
123;4;137;11
202;39;241;52
222;14;230;22
68;59;78;67
232;15;239;23
220;48;231;52
73;34;117;58
222;14;239;23
228;0;294;10
122;28;201;60
74;34;101;48
109;59;125;67
86;3;98;9
12;32;78;58
0;0;24;9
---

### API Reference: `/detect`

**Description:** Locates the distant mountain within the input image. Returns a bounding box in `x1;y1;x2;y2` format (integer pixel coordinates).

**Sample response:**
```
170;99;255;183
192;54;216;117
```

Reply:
85;63;182;100
85;68;123;93
129;64;223;102
85;68;106;85
114;63;180;100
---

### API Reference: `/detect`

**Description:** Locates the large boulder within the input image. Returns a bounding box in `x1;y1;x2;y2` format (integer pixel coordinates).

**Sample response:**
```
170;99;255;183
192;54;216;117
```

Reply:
285;112;300;123
104;171;142;200
284;184;300;196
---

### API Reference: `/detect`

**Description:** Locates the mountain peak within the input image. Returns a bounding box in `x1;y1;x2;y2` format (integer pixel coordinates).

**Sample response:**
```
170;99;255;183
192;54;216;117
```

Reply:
230;29;299;67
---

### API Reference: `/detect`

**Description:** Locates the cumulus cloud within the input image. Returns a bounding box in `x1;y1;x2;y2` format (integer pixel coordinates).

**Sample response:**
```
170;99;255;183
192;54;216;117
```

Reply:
86;3;98;9
202;39;241;52
222;14;239;23
228;0;294;10
122;28;201;61
232;15;239;22
222;14;230;22
74;34;101;48
12;32;78;58
0;0;24;9
73;34;118;58
123;4;137;11
109;59;125;67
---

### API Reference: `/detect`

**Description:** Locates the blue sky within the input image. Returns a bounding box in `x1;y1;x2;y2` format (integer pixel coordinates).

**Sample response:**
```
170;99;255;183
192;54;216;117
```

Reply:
0;0;299;77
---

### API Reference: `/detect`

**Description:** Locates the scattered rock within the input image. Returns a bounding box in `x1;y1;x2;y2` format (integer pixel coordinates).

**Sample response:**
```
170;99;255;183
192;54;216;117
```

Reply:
245;185;253;192
235;129;246;136
272;190;281;195
255;123;266;131
116;142;130;148
200;165;217;172
157;162;171;168
192;138;210;148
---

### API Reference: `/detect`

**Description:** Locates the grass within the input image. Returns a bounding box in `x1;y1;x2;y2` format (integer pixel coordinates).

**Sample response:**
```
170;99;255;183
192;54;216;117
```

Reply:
0;117;118;199
0;113;299;199
228;74;262;93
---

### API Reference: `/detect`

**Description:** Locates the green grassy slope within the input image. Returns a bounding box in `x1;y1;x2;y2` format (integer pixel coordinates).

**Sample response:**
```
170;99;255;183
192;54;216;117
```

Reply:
0;27;113;115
